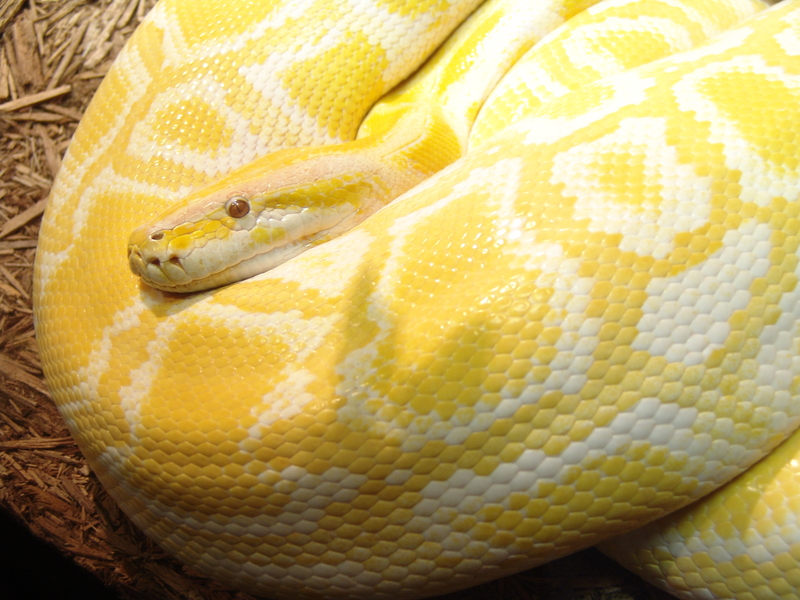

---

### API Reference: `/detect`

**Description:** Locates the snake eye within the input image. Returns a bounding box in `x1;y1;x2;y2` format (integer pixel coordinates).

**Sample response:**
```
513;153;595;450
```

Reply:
225;195;250;218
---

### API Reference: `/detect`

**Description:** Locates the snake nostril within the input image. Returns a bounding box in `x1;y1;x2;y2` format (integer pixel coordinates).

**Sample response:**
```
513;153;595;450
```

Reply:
150;231;164;241
169;257;181;266
147;258;160;266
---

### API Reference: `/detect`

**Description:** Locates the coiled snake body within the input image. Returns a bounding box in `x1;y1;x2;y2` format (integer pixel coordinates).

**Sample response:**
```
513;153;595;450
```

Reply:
33;0;800;598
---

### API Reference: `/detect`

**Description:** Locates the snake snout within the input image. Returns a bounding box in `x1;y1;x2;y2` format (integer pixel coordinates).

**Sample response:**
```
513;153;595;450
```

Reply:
127;224;186;286
128;245;180;270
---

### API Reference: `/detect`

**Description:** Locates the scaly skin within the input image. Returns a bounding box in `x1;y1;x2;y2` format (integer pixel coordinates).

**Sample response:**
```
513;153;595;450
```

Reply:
601;422;800;599
33;0;800;599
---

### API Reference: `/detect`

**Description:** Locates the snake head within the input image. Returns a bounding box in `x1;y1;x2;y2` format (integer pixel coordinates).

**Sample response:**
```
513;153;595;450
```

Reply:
126;128;426;293
128;193;271;293
127;170;380;293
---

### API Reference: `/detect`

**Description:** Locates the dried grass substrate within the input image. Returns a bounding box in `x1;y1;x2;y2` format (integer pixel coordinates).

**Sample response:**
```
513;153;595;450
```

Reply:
0;1;673;598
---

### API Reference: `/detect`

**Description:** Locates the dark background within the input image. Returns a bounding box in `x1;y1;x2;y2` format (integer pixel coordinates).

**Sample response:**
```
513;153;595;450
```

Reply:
0;508;119;600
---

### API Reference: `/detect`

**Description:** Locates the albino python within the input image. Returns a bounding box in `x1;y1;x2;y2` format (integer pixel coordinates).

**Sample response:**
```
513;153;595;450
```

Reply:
33;0;800;597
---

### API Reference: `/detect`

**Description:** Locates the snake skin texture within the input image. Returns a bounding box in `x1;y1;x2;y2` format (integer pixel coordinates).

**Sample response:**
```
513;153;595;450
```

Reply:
33;0;800;598
602;423;800;599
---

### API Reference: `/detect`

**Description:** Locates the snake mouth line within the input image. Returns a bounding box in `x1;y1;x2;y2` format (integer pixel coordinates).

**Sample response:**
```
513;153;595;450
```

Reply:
127;218;352;293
